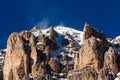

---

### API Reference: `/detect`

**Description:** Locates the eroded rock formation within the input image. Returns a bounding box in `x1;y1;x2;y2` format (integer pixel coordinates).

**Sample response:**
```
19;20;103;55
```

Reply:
3;28;60;80
2;24;120;80
104;47;118;73
3;33;29;80
69;23;119;80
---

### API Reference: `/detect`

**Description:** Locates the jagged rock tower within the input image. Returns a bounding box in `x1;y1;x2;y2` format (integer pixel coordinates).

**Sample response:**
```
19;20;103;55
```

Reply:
68;23;118;80
3;28;60;80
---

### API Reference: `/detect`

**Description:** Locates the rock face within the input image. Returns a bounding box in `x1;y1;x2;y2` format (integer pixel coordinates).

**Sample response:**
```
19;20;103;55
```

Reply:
69;23;119;80
104;47;118;73
67;68;116;80
3;32;31;80
83;23;107;44
74;23;108;70
3;28;61;80
47;27;59;50
2;24;120;80
74;36;106;70
48;58;60;73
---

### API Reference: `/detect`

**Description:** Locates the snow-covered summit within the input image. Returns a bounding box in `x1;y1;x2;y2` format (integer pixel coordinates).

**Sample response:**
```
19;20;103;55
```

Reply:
54;26;82;35
33;26;83;45
32;26;83;61
111;36;120;44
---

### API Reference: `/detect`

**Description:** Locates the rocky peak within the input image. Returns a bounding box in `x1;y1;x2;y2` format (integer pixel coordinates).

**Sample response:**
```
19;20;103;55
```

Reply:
30;26;39;32
3;27;61;80
20;31;35;44
1;24;120;80
49;27;56;41
46;27;59;50
74;36;106;70
83;23;107;45
74;23;109;70
7;33;23;50
69;23;118;80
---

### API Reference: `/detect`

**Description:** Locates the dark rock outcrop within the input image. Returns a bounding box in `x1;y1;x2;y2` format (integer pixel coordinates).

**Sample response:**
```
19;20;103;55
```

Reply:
0;50;5;80
47;27;59;50
48;58;60;73
67;68;116;80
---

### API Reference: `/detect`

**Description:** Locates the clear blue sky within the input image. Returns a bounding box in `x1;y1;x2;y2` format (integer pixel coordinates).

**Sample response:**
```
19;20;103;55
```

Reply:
0;0;120;49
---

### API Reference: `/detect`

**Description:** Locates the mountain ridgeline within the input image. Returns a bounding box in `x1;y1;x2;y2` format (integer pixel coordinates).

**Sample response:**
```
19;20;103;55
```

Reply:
0;23;120;80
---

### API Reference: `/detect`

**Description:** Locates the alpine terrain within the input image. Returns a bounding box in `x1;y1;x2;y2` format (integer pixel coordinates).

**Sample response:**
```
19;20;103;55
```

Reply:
0;23;120;80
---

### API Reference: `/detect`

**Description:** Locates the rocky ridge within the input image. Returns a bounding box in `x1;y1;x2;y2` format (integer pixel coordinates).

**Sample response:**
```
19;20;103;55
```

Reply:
68;23;120;80
0;24;120;80
1;26;82;80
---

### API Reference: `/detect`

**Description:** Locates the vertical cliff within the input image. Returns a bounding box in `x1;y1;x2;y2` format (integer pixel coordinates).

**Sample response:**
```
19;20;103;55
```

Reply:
68;23;118;80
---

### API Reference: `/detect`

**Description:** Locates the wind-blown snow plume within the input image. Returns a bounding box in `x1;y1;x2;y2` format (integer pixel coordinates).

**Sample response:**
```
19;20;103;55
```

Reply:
35;19;49;29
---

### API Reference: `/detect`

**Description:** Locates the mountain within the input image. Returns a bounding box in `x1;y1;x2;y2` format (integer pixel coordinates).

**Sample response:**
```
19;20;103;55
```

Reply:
0;23;120;80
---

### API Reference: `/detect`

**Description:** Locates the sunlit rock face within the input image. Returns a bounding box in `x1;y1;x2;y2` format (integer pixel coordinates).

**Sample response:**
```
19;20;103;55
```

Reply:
3;27;67;80
104;47;118;73
74;23;109;70
70;23;119;80
1;23;120;80
3;32;32;80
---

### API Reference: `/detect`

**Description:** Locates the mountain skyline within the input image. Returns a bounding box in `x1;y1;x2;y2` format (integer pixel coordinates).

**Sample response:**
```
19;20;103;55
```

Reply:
1;23;120;80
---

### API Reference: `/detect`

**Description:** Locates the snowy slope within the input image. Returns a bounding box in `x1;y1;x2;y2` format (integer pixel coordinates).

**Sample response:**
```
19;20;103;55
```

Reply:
31;26;83;79
54;26;83;45
33;26;83;45
110;36;120;54
32;26;83;58
111;36;120;44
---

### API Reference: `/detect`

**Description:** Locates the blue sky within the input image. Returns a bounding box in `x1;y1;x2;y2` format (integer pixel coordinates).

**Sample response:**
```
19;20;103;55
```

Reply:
0;0;120;48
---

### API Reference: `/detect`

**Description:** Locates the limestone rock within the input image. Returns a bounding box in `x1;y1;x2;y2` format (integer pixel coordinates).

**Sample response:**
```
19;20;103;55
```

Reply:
37;34;46;43
44;46;51;64
3;32;39;80
67;68;116;80
20;31;32;42
48;58;60;73
2;24;120;80
83;23;107;45
104;47;118;73
0;71;3;80
3;30;60;79
3;33;29;80
30;26;39;32
59;52;72;62
49;27;56;41
74;36;107;70
47;27;59;50
72;23;118;80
